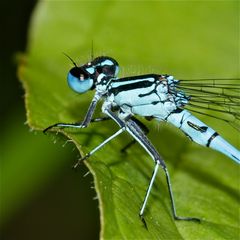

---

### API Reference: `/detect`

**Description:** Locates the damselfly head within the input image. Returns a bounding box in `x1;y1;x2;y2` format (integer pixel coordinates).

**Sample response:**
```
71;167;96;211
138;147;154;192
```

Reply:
82;56;119;79
67;56;119;93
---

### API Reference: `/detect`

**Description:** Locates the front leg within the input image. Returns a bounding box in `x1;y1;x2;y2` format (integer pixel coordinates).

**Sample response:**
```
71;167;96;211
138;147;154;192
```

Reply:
81;92;102;127
43;92;103;133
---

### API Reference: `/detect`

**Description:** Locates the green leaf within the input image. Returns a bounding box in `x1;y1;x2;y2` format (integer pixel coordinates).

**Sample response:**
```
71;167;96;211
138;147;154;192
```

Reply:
19;1;240;239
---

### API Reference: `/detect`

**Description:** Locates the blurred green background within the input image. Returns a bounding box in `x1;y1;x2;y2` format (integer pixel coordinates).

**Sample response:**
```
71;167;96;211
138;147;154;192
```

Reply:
1;1;239;240
0;1;99;239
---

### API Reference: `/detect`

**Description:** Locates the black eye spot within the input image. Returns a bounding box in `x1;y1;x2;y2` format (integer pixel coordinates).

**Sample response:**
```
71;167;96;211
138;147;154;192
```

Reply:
69;67;79;77
69;67;89;79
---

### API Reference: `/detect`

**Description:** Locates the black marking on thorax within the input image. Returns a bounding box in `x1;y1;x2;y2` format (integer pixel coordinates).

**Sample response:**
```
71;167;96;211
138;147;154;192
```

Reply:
138;75;169;99
112;74;160;83
139;88;156;98
109;80;155;96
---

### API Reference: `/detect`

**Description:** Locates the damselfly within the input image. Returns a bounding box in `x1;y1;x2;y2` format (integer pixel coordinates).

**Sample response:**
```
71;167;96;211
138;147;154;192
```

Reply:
44;56;240;227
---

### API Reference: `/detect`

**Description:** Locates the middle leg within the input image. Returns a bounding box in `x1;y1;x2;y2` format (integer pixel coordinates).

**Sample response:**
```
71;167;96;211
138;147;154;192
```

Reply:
125;118;200;225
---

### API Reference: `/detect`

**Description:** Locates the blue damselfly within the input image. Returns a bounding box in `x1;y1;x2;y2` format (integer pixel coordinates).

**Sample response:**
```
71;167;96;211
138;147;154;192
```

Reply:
44;56;240;227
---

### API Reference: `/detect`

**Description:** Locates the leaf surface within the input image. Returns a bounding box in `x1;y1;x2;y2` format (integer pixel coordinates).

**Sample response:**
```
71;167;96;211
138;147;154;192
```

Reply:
19;1;240;239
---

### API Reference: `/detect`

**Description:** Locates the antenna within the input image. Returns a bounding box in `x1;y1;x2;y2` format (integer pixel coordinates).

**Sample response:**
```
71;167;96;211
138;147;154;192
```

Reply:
91;40;94;60
62;52;77;67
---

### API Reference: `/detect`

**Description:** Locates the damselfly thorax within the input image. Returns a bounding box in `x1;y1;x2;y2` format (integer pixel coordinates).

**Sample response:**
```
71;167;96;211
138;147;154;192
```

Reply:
107;74;187;120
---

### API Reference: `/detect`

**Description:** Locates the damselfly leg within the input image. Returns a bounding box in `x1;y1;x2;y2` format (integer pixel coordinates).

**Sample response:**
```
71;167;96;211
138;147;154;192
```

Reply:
43;117;110;134
121;116;150;153
73;127;125;168
101;105;200;227
43;116;148;154
44;92;103;133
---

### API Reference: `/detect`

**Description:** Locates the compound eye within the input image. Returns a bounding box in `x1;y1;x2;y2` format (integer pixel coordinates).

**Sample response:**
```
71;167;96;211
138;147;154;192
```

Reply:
67;67;93;93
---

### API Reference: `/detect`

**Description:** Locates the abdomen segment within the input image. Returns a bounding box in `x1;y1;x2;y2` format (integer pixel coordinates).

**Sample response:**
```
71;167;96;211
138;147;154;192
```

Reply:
165;109;240;163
